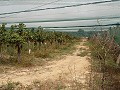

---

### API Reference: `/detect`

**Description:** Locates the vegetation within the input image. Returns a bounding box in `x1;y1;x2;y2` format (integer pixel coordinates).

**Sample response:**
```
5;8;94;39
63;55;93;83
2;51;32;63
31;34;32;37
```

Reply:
0;22;120;90
77;47;89;57
0;77;85;90
0;23;75;67
88;25;120;90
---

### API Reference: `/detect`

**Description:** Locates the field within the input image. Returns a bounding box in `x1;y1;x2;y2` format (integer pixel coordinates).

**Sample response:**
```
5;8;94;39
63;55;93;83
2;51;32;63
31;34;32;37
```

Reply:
0;23;120;90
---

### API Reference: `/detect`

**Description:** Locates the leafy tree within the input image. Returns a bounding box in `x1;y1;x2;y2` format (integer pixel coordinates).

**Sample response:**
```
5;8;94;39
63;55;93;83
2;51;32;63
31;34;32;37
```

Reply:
7;24;25;62
35;27;46;49
0;23;7;58
7;32;25;62
78;29;85;37
16;23;26;36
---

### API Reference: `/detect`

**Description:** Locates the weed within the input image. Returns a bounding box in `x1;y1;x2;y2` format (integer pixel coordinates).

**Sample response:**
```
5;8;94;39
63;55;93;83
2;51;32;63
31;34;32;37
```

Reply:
0;81;21;90
77;51;88;57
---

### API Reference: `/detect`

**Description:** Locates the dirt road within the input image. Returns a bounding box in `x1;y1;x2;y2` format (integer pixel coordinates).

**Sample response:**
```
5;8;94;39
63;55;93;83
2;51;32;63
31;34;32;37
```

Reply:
0;40;90;87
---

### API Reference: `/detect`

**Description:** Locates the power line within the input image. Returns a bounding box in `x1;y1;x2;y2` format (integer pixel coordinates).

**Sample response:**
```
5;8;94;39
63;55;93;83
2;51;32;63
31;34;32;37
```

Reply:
1;7;120;19
29;0;63;10
0;0;63;18
2;16;120;24
0;0;120;16
43;23;120;28
48;28;79;30
46;29;80;31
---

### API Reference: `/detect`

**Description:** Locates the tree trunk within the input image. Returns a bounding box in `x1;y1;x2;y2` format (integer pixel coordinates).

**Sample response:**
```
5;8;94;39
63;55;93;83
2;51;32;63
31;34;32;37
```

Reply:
17;45;21;63
116;54;120;66
0;44;3;59
39;42;42;50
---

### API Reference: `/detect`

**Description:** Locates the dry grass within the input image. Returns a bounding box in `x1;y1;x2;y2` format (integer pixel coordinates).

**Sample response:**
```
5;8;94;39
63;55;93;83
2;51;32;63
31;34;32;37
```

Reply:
0;40;77;68
0;39;90;90
0;72;87;90
88;36;120;90
77;51;88;57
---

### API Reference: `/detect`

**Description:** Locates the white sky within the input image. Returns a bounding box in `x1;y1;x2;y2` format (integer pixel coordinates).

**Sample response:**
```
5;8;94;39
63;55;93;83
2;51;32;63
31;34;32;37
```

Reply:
0;0;120;30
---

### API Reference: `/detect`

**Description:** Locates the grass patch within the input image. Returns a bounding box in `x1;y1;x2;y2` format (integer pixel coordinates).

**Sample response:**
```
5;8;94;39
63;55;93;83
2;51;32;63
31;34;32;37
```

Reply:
34;51;51;59
79;47;86;51
50;41;77;58
77;51;88;57
0;79;66;90
0;74;86;90
83;41;92;46
0;40;78;68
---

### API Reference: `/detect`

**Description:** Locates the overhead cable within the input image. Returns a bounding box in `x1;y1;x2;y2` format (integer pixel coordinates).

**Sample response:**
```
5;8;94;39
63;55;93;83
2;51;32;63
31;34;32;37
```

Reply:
0;0;63;18
43;23;120;28
0;0;120;16
1;16;120;24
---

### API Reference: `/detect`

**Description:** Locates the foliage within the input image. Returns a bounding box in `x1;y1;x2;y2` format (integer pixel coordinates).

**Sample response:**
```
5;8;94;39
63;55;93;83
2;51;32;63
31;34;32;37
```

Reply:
0;23;74;66
88;27;120;90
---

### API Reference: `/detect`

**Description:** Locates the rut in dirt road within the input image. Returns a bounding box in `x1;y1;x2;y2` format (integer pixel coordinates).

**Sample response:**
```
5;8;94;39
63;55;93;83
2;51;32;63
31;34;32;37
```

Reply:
0;40;90;86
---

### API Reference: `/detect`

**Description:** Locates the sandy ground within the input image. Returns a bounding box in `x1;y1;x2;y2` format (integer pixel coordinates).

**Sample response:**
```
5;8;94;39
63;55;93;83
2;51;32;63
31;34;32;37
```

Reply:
0;39;90;86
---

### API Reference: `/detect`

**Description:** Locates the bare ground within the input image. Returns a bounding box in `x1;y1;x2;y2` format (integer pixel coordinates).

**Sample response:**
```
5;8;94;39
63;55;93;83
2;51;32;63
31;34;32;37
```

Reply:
0;40;90;88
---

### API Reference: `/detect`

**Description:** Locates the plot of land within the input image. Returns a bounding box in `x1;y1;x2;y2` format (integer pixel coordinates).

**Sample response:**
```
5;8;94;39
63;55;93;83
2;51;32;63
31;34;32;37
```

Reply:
0;40;90;89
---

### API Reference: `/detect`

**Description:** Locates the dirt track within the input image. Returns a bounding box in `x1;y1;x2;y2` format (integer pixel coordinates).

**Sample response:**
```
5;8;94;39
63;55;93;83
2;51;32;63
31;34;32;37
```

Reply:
0;40;90;86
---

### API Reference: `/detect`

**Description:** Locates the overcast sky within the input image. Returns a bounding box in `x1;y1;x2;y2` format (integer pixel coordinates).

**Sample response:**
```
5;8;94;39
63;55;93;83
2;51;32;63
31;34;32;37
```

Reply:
0;0;120;31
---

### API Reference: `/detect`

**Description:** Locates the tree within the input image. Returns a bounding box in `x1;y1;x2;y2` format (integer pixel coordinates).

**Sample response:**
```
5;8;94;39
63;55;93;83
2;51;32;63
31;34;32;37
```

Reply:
0;23;7;58
78;29;85;37
35;27;46;50
7;32;25;62
17;23;26;36
7;24;25;62
23;29;34;54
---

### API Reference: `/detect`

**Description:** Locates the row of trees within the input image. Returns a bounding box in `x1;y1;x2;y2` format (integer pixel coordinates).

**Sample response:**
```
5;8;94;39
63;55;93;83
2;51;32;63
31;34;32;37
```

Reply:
88;25;120;90
0;23;72;63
